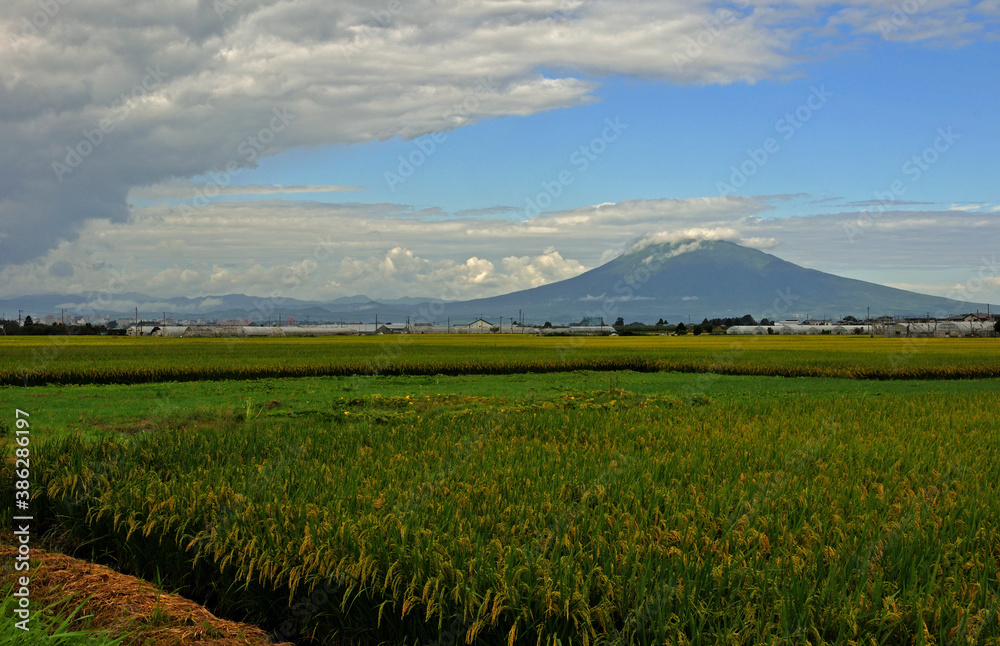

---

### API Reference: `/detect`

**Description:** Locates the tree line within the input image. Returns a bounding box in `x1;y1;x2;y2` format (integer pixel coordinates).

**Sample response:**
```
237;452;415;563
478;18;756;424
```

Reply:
611;314;761;336
0;317;125;335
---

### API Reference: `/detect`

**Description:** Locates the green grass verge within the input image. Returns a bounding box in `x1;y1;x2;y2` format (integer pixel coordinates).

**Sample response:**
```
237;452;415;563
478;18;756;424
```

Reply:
0;588;126;645
4;370;1000;443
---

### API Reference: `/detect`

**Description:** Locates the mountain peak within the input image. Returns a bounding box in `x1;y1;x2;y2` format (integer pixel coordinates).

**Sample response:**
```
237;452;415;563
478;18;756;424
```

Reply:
440;238;984;322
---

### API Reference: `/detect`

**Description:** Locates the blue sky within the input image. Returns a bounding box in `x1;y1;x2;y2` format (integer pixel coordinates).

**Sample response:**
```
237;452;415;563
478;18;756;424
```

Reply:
2;0;999;310
233;41;999;218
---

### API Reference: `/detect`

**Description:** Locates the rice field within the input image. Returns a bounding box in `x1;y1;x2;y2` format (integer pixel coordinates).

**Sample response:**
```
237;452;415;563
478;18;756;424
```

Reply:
3;355;999;644
1;334;999;386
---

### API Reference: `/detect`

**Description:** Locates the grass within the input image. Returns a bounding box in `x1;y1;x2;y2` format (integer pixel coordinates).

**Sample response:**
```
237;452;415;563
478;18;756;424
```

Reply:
0;588;126;645
4;372;999;644
4;369;1000;442
1;334;999;386
3;336;998;644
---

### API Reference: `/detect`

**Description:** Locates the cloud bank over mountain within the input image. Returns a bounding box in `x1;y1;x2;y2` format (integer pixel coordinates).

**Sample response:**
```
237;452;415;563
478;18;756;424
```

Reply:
2;0;998;304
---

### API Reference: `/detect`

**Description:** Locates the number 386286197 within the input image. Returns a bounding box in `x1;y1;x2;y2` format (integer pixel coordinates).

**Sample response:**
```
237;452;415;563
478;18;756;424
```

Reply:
14;409;30;503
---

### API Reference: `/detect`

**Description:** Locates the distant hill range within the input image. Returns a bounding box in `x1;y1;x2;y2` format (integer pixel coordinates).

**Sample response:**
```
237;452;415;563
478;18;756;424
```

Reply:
3;241;990;325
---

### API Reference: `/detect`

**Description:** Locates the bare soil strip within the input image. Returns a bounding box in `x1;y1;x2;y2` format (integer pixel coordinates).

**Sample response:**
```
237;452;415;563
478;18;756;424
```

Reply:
1;542;291;646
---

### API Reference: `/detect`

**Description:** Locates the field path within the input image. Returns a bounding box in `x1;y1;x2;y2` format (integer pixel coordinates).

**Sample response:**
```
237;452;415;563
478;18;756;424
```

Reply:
1;540;291;645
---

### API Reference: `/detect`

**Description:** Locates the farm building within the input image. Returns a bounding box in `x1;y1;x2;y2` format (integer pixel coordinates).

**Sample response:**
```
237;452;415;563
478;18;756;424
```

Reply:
375;323;411;334
882;321;993;337
726;320;994;337
451;318;495;333
727;323;870;335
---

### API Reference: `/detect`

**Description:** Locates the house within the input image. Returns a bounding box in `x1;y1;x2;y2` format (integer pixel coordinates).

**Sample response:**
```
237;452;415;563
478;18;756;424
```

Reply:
453;318;494;333
375;323;411;334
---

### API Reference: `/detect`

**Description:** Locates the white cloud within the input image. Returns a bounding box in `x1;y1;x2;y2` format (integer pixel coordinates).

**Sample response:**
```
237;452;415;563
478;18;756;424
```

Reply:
3;0;990;268
335;246;588;299
501;248;588;288
129;183;363;201
739;237;779;249
625;227;743;254
0;0;787;265
1;191;998;306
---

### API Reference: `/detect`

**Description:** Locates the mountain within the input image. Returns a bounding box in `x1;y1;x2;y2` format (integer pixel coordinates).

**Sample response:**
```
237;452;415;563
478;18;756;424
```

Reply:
0;292;419;324
3;241;989;324
422;240;989;324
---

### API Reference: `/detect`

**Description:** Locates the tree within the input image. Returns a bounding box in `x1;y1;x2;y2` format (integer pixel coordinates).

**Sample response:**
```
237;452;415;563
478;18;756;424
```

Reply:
542;321;552;328
656;318;666;326
674;322;687;335
692;325;703;336
614;317;625;327
23;315;33;326
995;319;1000;334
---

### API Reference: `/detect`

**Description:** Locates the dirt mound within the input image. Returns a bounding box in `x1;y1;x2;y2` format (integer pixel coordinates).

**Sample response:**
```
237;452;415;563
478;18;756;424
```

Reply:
1;542;291;645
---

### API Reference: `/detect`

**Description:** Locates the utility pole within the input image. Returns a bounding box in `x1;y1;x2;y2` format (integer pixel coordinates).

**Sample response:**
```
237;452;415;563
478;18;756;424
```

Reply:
18;310;23;326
